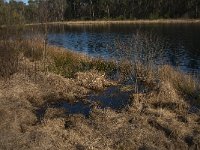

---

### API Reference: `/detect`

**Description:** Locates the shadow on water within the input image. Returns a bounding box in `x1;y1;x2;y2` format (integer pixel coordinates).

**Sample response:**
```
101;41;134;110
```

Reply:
36;85;134;121
36;101;91;121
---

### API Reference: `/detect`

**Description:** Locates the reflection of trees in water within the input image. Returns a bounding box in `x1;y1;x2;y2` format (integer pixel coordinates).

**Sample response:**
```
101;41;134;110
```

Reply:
114;30;165;66
47;24;200;72
162;25;200;72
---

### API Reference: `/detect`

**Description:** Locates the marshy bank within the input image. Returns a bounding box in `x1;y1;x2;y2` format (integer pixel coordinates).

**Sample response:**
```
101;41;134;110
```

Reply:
0;38;200;150
46;23;200;75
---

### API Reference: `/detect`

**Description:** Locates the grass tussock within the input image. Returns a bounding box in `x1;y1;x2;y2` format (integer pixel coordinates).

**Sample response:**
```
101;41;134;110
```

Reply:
126;63;200;149
158;65;200;105
0;38;200;149
130;63;200;112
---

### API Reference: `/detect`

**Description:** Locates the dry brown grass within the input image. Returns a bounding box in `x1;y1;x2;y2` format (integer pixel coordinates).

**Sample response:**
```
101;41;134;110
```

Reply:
75;70;116;90
1;61;199;150
159;65;200;104
0;38;200;150
0;52;116;150
25;19;200;27
127;64;200;149
0;40;21;79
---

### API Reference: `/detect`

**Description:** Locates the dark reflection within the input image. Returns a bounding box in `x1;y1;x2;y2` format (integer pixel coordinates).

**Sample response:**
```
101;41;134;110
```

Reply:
36;85;133;119
47;24;200;73
88;86;132;110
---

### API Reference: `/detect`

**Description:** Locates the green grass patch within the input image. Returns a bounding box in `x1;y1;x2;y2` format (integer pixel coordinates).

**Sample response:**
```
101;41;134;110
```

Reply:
48;53;118;78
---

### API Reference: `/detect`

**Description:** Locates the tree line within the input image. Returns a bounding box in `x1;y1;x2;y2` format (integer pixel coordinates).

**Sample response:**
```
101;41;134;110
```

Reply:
0;0;199;25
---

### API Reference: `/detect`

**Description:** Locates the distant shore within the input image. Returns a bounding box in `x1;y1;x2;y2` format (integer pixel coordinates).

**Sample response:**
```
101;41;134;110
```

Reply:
26;19;200;26
1;19;200;28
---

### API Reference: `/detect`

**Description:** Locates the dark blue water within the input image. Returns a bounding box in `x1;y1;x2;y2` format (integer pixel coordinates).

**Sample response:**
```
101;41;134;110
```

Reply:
88;86;132;110
48;24;200;74
36;86;133;119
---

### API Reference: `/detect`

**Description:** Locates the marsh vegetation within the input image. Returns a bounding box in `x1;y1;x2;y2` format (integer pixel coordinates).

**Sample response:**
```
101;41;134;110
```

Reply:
0;26;200;149
0;0;200;150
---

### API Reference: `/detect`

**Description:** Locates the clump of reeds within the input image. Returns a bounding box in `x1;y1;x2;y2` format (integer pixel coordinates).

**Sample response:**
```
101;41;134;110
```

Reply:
114;31;200;110
112;31;155;99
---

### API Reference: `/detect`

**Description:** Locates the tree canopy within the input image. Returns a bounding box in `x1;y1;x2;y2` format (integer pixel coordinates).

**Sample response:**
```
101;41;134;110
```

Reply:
0;0;199;25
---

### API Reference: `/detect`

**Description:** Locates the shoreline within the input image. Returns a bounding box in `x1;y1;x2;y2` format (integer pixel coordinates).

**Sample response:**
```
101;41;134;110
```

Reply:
0;39;200;149
1;19;200;28
26;19;200;26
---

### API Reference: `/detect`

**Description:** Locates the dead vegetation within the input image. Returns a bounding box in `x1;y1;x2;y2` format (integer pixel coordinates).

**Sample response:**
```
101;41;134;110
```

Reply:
127;64;200;149
0;37;200;150
26;19;200;27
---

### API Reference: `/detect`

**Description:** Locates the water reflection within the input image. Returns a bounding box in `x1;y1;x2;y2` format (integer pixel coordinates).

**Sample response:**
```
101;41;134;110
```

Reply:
48;24;200;73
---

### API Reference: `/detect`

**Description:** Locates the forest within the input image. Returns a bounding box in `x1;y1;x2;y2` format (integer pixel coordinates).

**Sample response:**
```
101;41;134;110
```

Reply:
0;0;200;25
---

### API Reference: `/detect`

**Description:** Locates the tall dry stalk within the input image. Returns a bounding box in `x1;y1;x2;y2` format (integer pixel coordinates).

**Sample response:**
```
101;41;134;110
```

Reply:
115;31;165;88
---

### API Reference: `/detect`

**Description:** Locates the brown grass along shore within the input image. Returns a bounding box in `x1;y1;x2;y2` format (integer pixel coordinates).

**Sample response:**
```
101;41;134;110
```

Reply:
25;19;200;27
0;38;200;149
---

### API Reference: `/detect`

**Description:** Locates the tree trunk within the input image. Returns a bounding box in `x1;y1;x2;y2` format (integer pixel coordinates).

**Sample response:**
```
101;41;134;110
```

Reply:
107;4;110;18
196;0;198;18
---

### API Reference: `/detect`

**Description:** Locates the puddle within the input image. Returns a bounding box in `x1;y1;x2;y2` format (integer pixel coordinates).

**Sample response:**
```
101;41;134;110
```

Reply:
36;101;91;121
88;86;133;110
60;101;91;117
36;85;134;121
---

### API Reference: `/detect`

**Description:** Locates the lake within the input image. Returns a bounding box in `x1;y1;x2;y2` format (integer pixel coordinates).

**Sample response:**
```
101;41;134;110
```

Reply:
47;24;200;74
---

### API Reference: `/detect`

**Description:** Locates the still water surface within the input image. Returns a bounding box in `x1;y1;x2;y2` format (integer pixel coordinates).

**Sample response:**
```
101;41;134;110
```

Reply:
48;24;200;73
